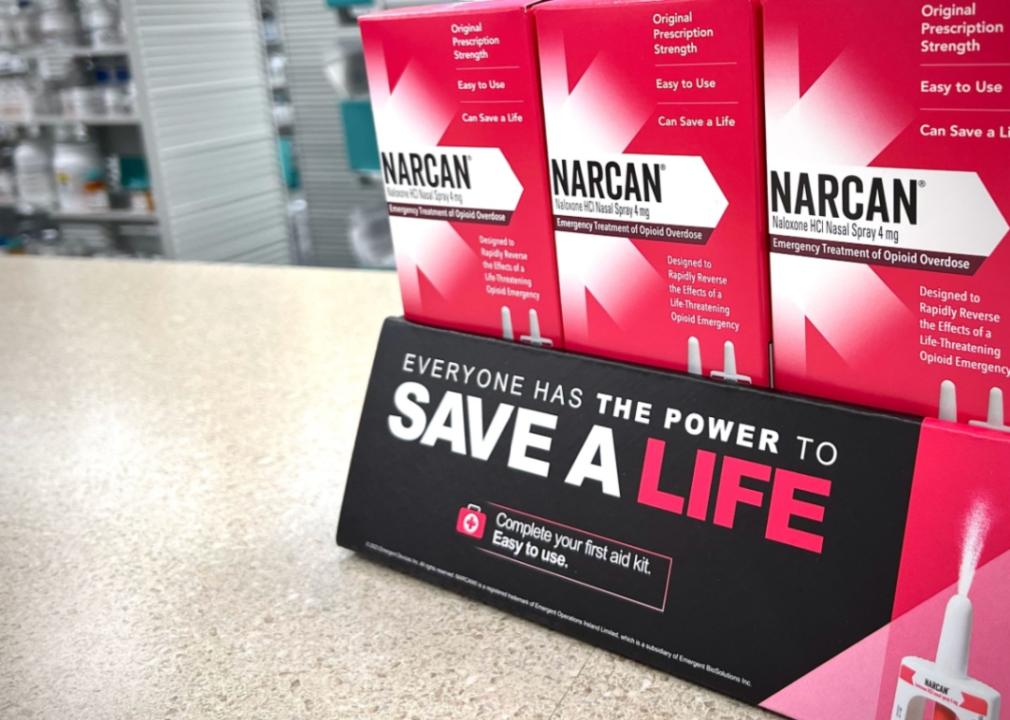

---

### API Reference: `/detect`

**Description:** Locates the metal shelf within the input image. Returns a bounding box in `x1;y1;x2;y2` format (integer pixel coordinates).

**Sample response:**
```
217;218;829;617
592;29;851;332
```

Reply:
0;202;158;223
18;45;131;59
0;114;141;127
52;209;157;223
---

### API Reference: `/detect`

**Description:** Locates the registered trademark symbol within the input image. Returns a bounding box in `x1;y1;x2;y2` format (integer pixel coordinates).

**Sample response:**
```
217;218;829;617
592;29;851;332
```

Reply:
918;180;926;188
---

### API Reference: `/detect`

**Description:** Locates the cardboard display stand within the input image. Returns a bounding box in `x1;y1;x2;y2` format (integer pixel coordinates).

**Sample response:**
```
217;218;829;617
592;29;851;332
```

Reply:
338;318;1010;720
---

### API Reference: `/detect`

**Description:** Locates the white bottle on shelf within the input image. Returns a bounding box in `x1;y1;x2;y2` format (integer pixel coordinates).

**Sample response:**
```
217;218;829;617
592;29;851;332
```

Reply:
113;62;133;115
6;71;32;120
35;51;76;117
95;61;126;116
12;0;38;48
79;0;120;48
40;54;91;117
14;125;56;208
0;5;15;49
52;124;108;211
37;0;77;46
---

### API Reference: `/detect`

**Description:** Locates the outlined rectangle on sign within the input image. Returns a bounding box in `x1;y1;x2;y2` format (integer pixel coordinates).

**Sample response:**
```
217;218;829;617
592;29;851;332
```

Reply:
476;502;673;612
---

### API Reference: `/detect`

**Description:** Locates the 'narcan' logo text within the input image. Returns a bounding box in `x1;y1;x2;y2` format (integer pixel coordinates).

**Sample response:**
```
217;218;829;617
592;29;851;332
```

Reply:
551;159;663;203
381;151;472;190
770;170;919;224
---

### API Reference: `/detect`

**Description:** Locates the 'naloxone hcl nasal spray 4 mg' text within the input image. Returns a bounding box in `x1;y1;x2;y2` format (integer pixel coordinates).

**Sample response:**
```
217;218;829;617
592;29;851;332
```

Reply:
533;0;771;384
360;0;564;347
763;0;1010;421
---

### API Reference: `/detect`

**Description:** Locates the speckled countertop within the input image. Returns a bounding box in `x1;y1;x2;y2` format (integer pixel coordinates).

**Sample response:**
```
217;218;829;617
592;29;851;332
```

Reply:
0;257;774;720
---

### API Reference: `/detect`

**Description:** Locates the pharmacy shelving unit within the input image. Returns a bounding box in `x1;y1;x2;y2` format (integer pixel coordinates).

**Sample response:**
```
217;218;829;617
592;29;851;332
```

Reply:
121;0;291;263
274;0;384;267
6;0;292;263
258;0;310;265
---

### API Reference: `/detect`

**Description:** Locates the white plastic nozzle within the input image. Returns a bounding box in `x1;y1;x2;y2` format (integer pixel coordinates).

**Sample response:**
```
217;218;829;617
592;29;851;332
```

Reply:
501;306;514;341
520;309;553;348
687;337;702;376
969;387;1008;433
938;380;958;422
987;387;1005;427
723;340;737;377
711;341;752;385
935;593;973;678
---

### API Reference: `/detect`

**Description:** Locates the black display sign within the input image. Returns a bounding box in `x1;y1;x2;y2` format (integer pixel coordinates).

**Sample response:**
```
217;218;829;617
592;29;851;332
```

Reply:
338;318;923;705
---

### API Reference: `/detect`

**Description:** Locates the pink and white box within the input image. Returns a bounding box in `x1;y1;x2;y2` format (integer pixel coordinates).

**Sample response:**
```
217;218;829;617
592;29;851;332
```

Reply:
764;0;1010;422
361;0;564;347
534;0;771;384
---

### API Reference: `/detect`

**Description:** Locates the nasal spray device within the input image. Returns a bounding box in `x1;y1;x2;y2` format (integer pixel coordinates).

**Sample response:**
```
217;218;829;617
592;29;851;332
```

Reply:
938;382;1010;434
892;504;1001;720
685;337;752;385
501;307;553;348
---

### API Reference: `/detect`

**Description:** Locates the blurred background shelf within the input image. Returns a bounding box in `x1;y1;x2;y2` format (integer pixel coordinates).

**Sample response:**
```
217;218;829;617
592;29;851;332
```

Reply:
18;44;129;59
0;113;140;126
52;208;157;222
0;0;291;263
0;200;154;221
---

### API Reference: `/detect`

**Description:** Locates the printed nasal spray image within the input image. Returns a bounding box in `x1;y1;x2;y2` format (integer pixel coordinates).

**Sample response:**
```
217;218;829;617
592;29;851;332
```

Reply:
892;504;1001;720
763;0;1010;420
533;0;771;383
360;0;563;347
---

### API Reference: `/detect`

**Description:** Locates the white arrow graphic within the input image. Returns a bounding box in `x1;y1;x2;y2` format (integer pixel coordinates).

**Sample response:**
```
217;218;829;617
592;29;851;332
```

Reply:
552;152;727;229
771;165;1008;257
381;146;523;213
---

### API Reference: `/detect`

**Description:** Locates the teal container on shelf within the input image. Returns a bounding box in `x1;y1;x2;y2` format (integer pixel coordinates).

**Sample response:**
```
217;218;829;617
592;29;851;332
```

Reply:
326;0;372;6
119;156;150;191
277;137;300;190
340;99;380;174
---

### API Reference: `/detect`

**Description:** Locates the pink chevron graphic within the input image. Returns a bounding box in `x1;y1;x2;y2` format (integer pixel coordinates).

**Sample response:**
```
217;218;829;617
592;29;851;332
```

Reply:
374;60;455;148
543;48;654;155
390;216;475;309
772;253;914;371
562;26;599;94
555;232;656;341
763;20;799;122
766;45;914;167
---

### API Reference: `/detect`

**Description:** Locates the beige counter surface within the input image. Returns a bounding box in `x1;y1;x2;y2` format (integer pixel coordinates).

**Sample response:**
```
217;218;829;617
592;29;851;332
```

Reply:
0;257;773;720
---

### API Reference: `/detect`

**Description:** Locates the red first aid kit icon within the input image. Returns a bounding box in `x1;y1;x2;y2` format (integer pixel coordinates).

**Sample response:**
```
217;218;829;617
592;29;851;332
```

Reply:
456;504;487;540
